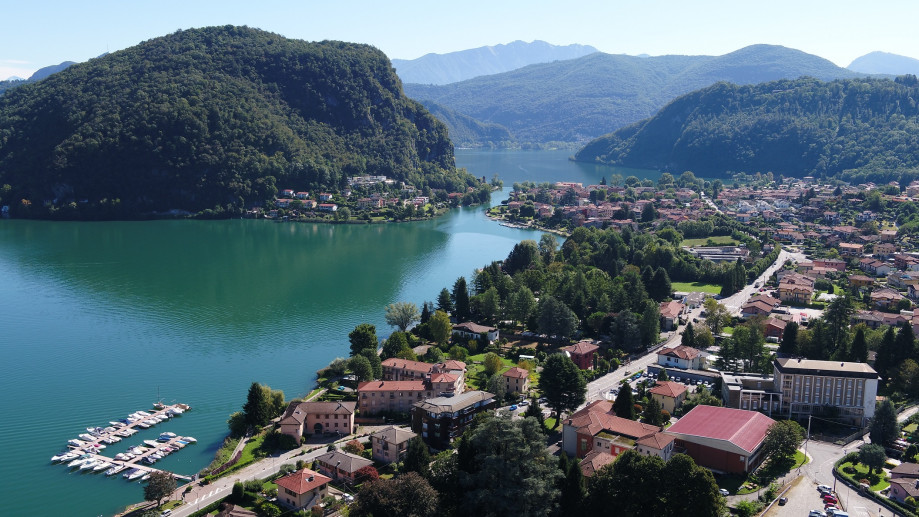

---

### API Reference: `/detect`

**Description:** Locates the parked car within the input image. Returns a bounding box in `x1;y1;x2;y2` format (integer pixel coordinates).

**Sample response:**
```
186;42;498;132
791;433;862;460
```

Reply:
519;400;529;406
808;511;827;517
719;488;729;496
778;497;787;505
817;484;832;494
509;405;518;411
823;494;838;504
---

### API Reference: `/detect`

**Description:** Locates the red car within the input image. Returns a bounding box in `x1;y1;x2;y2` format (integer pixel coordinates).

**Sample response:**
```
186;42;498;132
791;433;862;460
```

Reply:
823;494;838;504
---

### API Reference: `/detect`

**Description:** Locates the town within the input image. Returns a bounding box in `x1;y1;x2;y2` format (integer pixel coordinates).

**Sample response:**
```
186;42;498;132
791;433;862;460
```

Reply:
133;175;919;517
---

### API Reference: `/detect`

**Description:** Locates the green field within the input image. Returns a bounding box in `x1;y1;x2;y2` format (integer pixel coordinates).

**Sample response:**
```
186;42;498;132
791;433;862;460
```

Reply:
681;237;740;247
671;281;722;294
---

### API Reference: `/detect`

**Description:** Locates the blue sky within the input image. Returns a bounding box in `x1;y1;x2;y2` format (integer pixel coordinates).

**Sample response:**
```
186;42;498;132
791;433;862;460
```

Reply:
2;0;917;80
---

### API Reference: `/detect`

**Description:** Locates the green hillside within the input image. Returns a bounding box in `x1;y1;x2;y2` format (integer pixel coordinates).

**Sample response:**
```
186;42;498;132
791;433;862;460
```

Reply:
0;26;475;219
404;44;860;146
575;76;919;181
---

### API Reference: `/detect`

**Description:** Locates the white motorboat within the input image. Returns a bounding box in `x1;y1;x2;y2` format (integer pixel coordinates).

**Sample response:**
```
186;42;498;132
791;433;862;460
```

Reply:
93;461;110;472
143;439;159;448
78;433;96;441
182;436;197;443
129;468;147;480
58;452;80;462
68;455;92;468
167;407;184;416
141;474;150;481
68;439;86;448
51;452;69;462
136;411;151;417
79;459;99;470
110;421;125;428
106;464;126;476
137;422;151;429
155;415;168;422
122;468;139;479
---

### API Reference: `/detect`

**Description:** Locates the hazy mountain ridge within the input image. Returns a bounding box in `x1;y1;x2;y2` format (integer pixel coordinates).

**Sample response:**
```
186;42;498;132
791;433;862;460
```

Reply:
0;61;76;95
404;44;861;146
575;75;919;181
848;51;919;76
392;40;598;85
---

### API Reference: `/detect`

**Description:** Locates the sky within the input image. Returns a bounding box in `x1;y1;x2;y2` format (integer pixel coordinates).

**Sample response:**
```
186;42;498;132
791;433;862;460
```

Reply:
2;0;918;80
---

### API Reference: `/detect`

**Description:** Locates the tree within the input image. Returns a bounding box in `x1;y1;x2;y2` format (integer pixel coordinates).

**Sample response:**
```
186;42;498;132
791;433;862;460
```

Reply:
824;296;853;355
639;300;660;349
483;352;503;377
355;465;380;483
436;287;454;315
243;382;271;428
538;296;579;340
423;346;445;363
539;354;587;427
227;411;248;438
343;439;365;455
762;420;805;466
703;298;730;335
508;286;537;325
613;387;635;420
352;473;438;517
558;453;586;516
486;372;507;402
859;443;887;474
143;470;176;507
681;322;696;349
360;348;383;379
402;436;432;478
659;453;726;517
875;325;897;378
585;450;664;515
694;325;715;349
453;277;471;321
642;396;664;427
385;301;421;331
649;267;672;302
473;286;501;322
420;301;433;324
849;325;868;362
870;399;899;447
456;415;561;517
448;345;468;361
381;331;410;360
539;233;558;264
349;355;374;382
504;240;539;275
780;321;799;355
657;369;669;381
428;310;452;346
349;323;378;356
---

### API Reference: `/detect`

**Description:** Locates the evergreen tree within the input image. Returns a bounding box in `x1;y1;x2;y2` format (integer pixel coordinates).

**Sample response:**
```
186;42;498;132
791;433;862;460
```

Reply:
779;321;799;355
348;355;374;382
613;387;635;420
453;276;470;322
894;322;917;366
870;399;899;447
875;326;897;378
402;436;432;478
349;323;378;356
643;396;664;427
381;331;410;360
649;267;672;302
540;354;586;427
558;453;586;516
437;287;454;315
849;325;868;362
640;300;660;349
824;296;853;356
420;301;433;324
681;322;696;349
359;348;383;379
657;369;669;381
523;395;545;427
243;382;271;428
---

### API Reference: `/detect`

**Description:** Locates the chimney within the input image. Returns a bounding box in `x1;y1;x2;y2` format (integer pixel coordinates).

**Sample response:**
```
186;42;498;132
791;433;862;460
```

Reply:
308;475;314;482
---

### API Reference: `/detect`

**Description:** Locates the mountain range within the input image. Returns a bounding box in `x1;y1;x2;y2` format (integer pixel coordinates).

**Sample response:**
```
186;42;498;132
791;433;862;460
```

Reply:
575;75;919;182
0;26;471;219
404;44;862;146
848;51;919;76
0;61;76;95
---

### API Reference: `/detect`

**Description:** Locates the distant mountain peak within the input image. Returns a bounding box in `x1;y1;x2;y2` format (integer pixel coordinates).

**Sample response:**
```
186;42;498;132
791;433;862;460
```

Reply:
392;40;598;85
848;51;919;75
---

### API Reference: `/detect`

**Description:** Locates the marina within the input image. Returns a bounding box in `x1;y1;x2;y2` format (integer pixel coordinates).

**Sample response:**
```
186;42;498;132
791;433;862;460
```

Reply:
50;403;195;482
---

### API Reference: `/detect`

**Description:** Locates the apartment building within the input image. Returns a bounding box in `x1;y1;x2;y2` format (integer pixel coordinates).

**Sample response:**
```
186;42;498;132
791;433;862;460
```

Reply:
773;358;878;426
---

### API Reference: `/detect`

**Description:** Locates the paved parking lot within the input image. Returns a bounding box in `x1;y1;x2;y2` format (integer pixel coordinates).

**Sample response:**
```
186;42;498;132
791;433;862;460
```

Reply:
764;474;888;517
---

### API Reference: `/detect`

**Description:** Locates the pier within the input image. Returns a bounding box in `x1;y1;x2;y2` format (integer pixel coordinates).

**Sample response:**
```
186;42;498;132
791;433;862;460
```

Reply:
52;402;196;482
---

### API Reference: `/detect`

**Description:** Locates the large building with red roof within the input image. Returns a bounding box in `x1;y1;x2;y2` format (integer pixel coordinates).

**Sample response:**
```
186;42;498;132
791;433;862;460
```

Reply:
665;405;775;474
562;341;600;370
562;400;662;459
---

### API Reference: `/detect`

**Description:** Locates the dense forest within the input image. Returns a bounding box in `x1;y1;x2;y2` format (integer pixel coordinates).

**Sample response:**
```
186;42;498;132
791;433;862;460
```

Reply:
404;44;859;146
576;76;919;182
0;26;478;219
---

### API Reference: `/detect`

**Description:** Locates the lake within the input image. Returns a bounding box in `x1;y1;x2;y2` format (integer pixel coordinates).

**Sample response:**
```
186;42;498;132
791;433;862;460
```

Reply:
0;149;657;516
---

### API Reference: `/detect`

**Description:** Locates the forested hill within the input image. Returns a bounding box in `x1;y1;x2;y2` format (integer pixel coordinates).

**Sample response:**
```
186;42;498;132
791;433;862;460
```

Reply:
0;26;473;219
575;76;919;182
404;44;860;146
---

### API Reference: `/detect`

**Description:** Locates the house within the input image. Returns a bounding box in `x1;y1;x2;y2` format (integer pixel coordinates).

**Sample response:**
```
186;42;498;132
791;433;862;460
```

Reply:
657;345;702;370
860;258;893;277
317;203;338;212
649;381;688;414
773;357;879;426
578;450;617;477
370;426;417;464
319;193;333;202
278;401;356;440
452;322;499;343
778;273;815;305
839;242;865;257
889;463;919;504
665;405;775;474
380;358;465;393
561;400;662;459
764;317;788;340
848;275;874;288
881;229;898;242
412;391;496;449
314;450;374;484
871;287;905;310
814;258;847;272
635;432;677;462
274;468;331;511
357;380;435;415
502;367;530;395
562;341;600;370
875;242;897;259
741;295;780;318
659;300;685;331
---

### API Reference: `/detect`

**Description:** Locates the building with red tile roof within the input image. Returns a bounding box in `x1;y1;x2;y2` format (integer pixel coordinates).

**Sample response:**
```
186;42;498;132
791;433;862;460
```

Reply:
562;341;600;370
659;300;685;330
275;468;331;510
649;381;688;414
657;345;702;370
578;450;616;477
635;432;677;461
562;400;662;458
502;366;530;395
665;405;775;473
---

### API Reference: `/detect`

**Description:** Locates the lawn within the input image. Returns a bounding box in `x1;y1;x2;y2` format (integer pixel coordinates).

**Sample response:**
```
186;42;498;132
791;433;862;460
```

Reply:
543;417;558;432
734;450;809;495
671;281;722;294
682;237;740;247
836;461;890;491
466;353;519;390
722;326;735;335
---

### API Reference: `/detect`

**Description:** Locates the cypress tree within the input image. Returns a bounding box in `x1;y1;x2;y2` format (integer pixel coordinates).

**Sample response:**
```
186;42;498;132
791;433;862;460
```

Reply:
613;387;635;420
453;276;470;322
681;322;696;349
780;321;799;355
849;326;868;363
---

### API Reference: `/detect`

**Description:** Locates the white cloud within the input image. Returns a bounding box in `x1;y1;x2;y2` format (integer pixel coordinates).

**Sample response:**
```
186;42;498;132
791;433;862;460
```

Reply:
0;59;31;65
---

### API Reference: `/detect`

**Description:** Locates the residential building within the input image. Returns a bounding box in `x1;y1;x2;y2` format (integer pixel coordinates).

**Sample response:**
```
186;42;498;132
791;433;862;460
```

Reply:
659;300;685;331
741;295;780;318
370;426;416;464
502;367;530;395
314;450;374;484
452;322;499;343
578;450;617;477
274;468;331;511
814;258;847;272
888;463;919;504
649;381;688;414
849;275;874;288
764;317;788;340
562;341;600;370
278;401;356;440
871;287;906;310
665;405;775;474
778;273;815;305
412;391;496;449
721;372;782;415
635;432;677;461
774;357;879;426
657;345;702;370
839;242;864;256
562;400;662;459
358;380;439;415
381;358;465;393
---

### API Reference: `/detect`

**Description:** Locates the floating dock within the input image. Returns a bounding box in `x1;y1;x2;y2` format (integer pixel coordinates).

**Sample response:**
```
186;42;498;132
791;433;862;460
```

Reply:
51;402;195;482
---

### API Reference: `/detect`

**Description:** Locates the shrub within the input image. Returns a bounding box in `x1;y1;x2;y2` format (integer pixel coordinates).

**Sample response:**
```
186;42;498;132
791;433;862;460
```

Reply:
343;439;365;455
661;410;670;421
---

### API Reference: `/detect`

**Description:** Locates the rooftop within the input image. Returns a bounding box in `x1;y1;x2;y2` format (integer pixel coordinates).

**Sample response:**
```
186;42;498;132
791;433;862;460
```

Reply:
370;426;417;444
413;390;495;414
659;345;700;360
666;405;775;454
774;357;878;378
274;468;332;495
649;381;688;398
315;450;373;473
